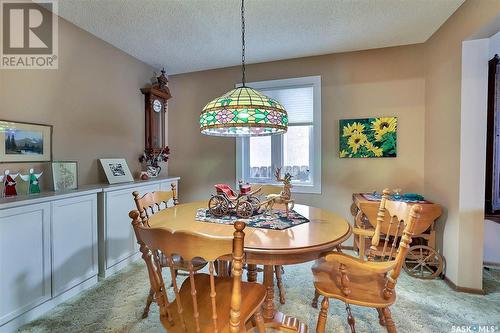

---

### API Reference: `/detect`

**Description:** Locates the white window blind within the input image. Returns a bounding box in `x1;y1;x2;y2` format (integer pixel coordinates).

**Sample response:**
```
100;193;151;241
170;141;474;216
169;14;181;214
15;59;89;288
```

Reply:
261;86;314;124
236;76;322;194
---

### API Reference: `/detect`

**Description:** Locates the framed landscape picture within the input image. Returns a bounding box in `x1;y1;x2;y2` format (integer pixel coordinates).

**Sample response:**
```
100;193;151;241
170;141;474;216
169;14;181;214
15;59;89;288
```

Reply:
339;117;397;158
100;158;134;184
0;120;52;163
52;161;78;191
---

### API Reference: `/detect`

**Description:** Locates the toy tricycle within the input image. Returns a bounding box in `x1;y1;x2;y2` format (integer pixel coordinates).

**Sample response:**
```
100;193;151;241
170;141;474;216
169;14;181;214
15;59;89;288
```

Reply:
208;182;262;218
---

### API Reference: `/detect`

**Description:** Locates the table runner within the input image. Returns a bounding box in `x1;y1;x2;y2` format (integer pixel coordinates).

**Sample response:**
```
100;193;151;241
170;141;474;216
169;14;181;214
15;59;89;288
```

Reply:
195;208;309;230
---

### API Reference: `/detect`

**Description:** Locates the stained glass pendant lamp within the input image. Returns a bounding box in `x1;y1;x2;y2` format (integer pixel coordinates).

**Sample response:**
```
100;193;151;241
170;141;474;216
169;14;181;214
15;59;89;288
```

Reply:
200;0;288;137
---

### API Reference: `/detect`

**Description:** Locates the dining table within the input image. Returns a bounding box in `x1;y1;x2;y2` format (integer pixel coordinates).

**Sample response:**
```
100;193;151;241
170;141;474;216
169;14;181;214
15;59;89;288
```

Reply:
148;200;352;332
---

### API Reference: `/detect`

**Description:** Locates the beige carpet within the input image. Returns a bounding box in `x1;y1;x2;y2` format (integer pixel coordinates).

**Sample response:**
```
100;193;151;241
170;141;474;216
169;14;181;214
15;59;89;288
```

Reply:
17;262;500;333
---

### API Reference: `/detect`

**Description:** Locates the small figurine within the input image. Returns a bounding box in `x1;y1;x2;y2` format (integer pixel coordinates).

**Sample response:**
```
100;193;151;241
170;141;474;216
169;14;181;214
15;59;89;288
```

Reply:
3;170;19;197
208;183;262;218
263;167;295;218
20;168;43;194
140;171;149;181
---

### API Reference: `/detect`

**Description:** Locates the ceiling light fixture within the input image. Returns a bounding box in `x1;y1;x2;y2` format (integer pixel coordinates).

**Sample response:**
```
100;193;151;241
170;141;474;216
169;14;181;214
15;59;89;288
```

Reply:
200;0;288;137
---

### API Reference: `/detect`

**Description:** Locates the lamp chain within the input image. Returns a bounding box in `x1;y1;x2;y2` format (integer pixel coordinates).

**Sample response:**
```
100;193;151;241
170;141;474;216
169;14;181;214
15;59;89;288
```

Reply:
241;0;246;87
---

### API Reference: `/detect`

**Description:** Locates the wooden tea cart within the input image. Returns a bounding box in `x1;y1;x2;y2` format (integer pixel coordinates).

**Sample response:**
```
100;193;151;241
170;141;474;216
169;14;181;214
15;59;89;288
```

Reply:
351;193;444;279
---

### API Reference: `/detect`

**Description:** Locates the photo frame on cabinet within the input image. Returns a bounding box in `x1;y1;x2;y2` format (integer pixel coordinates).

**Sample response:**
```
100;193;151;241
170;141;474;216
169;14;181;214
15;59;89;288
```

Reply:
52;161;78;191
100;158;134;184
0;120;52;163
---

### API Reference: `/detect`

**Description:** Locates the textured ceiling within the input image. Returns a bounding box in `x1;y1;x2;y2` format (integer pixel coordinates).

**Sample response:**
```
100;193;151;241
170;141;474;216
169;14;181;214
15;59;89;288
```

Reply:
57;0;464;75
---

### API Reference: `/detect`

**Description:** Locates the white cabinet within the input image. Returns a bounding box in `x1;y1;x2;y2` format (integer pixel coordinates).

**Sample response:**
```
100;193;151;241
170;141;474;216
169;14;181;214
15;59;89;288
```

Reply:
0;189;100;333
0;176;179;332
51;195;98;297
101;184;158;274
98;177;179;278
0;203;51;326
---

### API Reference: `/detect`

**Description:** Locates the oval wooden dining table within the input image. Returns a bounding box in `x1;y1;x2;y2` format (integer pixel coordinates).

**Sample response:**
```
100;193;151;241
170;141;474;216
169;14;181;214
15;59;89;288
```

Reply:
148;201;352;333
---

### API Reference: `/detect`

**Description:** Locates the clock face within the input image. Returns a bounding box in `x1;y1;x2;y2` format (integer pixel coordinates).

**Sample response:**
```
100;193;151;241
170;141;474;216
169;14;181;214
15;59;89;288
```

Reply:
152;99;162;113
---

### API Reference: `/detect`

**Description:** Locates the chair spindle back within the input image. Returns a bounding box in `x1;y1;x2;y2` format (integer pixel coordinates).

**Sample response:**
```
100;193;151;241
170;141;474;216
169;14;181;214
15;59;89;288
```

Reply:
365;188;422;298
382;202;422;299
368;188;419;262
133;183;178;226
130;209;246;333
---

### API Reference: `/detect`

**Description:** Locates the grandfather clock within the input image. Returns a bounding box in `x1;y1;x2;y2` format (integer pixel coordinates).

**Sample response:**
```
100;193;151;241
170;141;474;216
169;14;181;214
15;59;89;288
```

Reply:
140;69;172;153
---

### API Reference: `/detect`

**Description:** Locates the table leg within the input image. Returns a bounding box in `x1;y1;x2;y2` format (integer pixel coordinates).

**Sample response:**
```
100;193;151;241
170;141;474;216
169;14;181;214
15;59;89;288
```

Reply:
262;265;308;332
262;265;275;320
247;264;258;282
216;259;230;277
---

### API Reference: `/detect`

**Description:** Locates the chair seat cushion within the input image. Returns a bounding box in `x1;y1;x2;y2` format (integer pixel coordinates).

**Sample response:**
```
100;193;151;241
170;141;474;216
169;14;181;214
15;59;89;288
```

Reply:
312;257;396;308
163;273;266;332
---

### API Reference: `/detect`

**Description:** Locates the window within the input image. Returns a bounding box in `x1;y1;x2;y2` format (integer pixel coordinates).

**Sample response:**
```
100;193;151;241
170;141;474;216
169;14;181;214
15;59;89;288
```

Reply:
236;76;321;193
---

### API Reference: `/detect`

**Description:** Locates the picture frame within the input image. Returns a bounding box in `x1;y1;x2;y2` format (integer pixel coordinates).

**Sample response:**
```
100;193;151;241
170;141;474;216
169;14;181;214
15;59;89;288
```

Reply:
339;117;397;158
0;120;53;163
52;161;78;192
99;158;134;184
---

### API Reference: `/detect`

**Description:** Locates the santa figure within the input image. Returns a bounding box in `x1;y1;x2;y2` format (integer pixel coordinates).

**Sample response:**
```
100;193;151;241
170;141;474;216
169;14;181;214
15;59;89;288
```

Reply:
3;170;19;197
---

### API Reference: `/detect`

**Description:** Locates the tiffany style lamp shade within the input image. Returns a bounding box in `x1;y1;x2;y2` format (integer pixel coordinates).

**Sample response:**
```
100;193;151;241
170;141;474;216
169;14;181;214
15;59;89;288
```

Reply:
200;86;288;137
200;0;288;137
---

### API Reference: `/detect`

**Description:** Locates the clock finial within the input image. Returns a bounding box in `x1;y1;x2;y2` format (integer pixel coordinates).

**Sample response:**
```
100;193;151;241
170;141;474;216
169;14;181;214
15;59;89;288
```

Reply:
157;68;168;90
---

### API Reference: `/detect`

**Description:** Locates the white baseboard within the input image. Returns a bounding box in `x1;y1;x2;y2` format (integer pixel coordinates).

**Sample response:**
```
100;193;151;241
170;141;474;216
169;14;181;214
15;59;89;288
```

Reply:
484;261;500;267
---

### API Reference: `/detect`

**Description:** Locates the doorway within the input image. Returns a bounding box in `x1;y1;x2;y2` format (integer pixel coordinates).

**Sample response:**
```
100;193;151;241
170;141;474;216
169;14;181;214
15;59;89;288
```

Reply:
485;54;500;219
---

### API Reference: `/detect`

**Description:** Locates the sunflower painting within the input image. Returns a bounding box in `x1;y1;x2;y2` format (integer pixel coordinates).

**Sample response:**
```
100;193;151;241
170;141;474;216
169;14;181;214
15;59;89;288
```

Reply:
339;117;397;158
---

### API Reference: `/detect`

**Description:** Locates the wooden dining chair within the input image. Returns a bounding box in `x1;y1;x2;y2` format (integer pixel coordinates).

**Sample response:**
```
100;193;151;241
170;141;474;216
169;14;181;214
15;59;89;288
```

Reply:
351;189;394;262
130;211;267;333
311;189;422;333
132;184;207;318
247;183;287;304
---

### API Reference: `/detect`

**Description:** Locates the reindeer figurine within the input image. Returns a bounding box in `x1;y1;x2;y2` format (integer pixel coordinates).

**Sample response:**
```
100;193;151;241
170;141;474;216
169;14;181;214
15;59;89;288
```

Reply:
264;167;295;218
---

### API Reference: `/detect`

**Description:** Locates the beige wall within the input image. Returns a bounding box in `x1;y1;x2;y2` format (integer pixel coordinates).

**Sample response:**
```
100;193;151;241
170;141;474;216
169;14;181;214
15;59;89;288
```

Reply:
424;0;500;289
169;45;426;229
0;15;153;189
2;0;495;290
170;0;500;290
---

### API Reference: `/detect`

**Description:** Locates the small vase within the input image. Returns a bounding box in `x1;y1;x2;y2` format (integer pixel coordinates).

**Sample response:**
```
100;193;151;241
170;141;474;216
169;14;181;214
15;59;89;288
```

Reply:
146;165;161;178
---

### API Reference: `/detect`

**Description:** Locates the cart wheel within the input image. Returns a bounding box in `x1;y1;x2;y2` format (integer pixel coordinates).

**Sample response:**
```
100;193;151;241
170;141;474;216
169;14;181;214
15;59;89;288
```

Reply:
350;203;359;217
403;245;443;279
248;197;261;213
208;195;229;217
236;201;253;218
